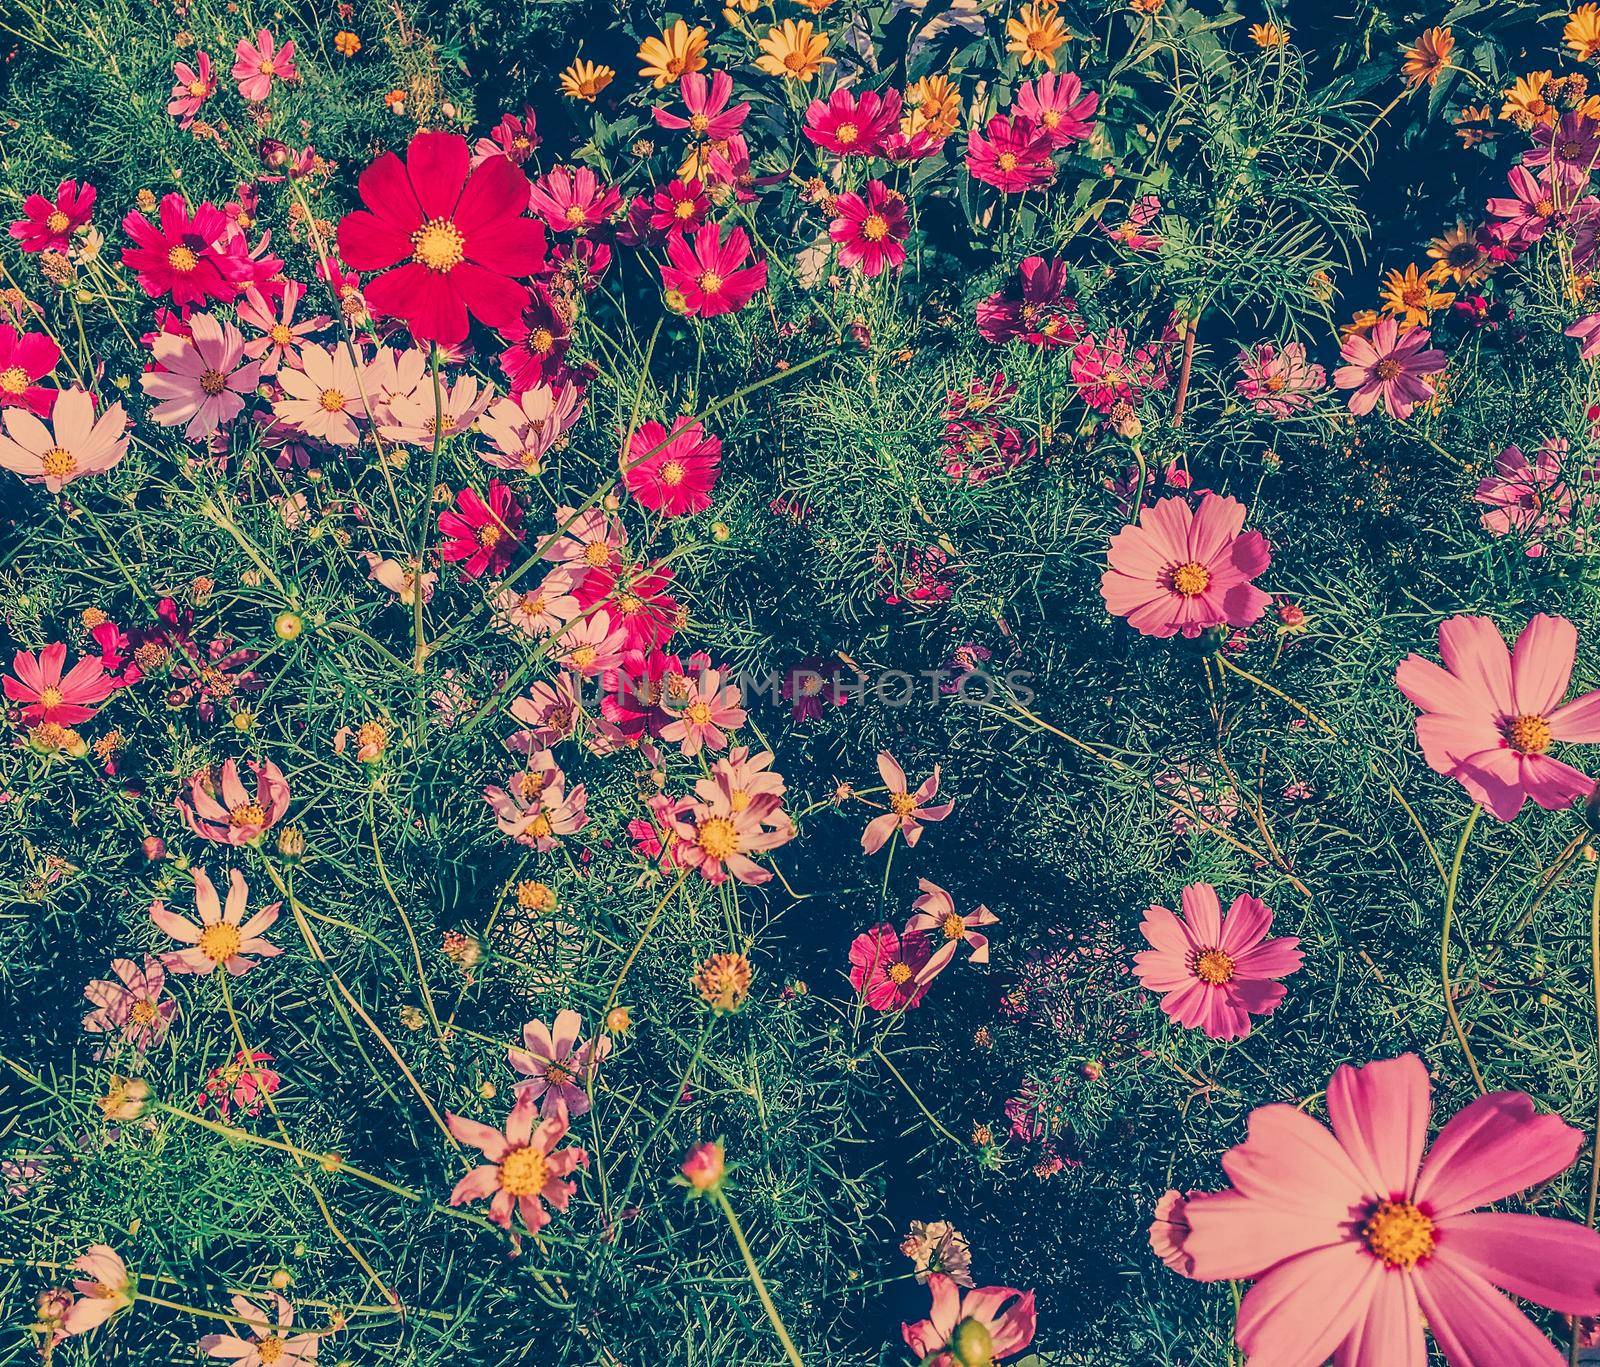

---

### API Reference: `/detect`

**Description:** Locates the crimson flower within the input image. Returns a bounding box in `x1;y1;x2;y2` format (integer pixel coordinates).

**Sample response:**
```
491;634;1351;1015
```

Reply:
121;194;243;306
440;479;524;579
661;222;767;318
9;179;95;254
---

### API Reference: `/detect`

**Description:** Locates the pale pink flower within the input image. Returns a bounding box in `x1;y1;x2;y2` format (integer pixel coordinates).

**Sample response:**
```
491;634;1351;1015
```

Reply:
1568;311;1600;360
61;1245;133;1336
666;781;793;886
493;566;580;638
509;1009;613;1118
1100;492;1271;639
82;955;176;1050
554;610;629;677
1132;882;1301;1040
361;552;436;605
1333;318;1446;420
1168;1054;1600;1365
1475;438;1581;556
509;676;582;748
377;373;493;445
360;346;429;427
901;1220;975;1287
177;757;291;845
446;1093;586;1234
232;29;297;102
479;381;585;473
542;506;627;589
1235;341;1326;417
906;878;997;985
861;751;955;854
142;313;261;440
274;342;368;446
696;746;787;825
659;668;745;757
239;283;328;375
152;866;281;976
1396;612;1600;820
0;387;129;492
199;1294;319;1366
901;1274;1036;1367
484;757;589;850
168;52;216;127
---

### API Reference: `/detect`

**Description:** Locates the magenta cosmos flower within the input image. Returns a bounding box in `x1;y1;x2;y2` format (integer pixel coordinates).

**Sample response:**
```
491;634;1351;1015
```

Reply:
83;955;176;1050
966;115;1056;192
440;479;523;579
121;193;241;307
1014;71;1099;148
661;221;767;317
1163;1054;1600;1364
9;179;95;254
901;1274;1036;1367
0;324;60;416
653;70;749;141
168;52;215;127
861;750;954;853
528;166;621;235
336;130;548;346
830;180;909;277
1333;318;1446;420
152;867;281;976
625;417;721;516
199;1293;319;1366
1101;492;1271;639
509;1009;613;1118
446;1092;586;1234
231;29;297;102
803;86;902;158
849;922;933;1010
1133;882;1301;1040
177;757;291;845
4;641;117;725
977;255;1077;347
1396;612;1600;820
905;879;997;984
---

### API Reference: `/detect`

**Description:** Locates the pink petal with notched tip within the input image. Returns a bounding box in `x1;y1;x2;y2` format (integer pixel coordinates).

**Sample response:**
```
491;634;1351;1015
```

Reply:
1437;616;1516;718
1412;1251;1571;1366
1179;882;1223;944
1325;1054;1430;1202
1331;1265;1426;1367
1435;1211;1600;1314
1220;1103;1370;1214
1510;614;1577;715
1414;1089;1582;1217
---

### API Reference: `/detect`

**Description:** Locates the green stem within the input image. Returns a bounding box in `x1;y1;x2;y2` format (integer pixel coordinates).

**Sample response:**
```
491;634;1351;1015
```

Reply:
1441;806;1486;1095
713;1190;805;1367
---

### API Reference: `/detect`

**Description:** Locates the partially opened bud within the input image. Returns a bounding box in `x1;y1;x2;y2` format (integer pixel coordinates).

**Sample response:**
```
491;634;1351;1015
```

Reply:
680;1140;725;1194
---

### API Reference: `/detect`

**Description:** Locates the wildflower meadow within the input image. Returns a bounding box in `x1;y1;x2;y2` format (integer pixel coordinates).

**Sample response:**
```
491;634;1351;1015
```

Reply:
16;0;1600;1362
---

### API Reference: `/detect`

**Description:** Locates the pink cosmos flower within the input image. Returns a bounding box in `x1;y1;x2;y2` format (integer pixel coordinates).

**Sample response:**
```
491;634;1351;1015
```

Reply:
9;179;95;254
238;282;328;375
830;180;909;277
0;324;60;416
336;130;548;346
61;1246;133;1336
654;70;749;141
849;922;933;1009
199;1294;319;1366
168;52;216;126
83;955;176;1050
528;166;621;235
642;179;710;237
1476;438;1582;556
198;1049;280;1118
177;757;291;845
1333;318;1446;420
1014;71;1098;148
901;1274;1036;1367
966;115;1056;192
803;86;902;158
446;1093;586;1234
861;751;955;853
274;342;368;446
152;867;281;976
543;506;625;581
472;106;540;167
553;609;631;678
1395;612;1600;820
142;313;261;440
362;552;436;605
509;1009;613;1118
1570;312;1600;360
661;221;768;317
1069;326;1168;411
484;759;589;850
4;642;117;724
1100;492;1272;639
1235;341;1327;417
377;372;493;446
1101;194;1164;250
509;675;583;748
493;566;580;638
231;29;297;102
905;879;998;985
659;668;745;757
439;479;523;580
1132;882;1302;1040
1166;1053;1600;1365
665;778;793;886
625;417;721;516
976;256;1077;347
121;194;242;306
1486;164;1594;251
480;380;585;473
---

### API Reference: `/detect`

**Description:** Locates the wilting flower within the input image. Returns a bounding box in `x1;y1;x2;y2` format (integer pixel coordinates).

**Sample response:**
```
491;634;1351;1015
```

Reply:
849;922;932;1010
1100;492;1271;639
1235;342;1326;417
861;751;954;853
830;180;909;277
336;130;547;345
905;879;997;985
660;221;767;317
231;29;297;102
484;756;589;850
1166;1054;1600;1364
152;866;281;976
5;641;117;724
83;956;176;1050
625;417;721;516
1132;883;1301;1040
1395;612;1600;821
509;1009;612;1118
9;179;95;254
198;1049;280;1118
902;1274;1037;1366
446;1093;586;1234
362;552;436;605
637;20;709;88
60;1245;134;1336
901;1221;974;1287
177;757;291;845
142;313;261;440
199;1293;319;1365
977;256;1077;347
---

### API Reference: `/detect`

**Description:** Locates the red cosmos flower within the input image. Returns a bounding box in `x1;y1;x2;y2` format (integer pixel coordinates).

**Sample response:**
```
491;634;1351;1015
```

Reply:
528;166;622;235
439;479;524;580
499;285;573;394
830;180;909;277
4;643;117;725
336;130;548;346
473;106;541;166
625;417;722;517
0;325;61;416
9;180;95;254
976;256;1078;347
121;193;243;306
648;179;711;234
849;923;933;1010
966;115;1057;192
803;86;903;158
661;222;768;317
653;70;749;141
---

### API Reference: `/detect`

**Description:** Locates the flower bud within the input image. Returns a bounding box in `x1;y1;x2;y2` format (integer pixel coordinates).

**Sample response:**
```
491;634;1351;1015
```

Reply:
277;826;306;862
949;1316;995;1367
680;1140;725;1194
274;610;305;641
142;835;167;862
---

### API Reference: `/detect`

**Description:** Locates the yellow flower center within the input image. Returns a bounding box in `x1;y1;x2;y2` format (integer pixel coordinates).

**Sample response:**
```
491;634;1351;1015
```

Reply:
199;368;228;397
230;801;267;828
583;540;611;567
525;813;553;840
167;245;199;273
319;388;347;413
1506;713;1553;755
660;459;687;486
411;219;465;273
697;816;739;860
47;210;70;233
0;366;29;394
477;523;502;549
1536;197;1556;217
890;791;917;816
1041;109;1062;128
997;152;1019;172
198;921;243;964
862;213;890;242
269;324;294;346
38;686;64;710
686;701;713;725
888;961;913;984
188;79;207;97
258;58;276;75
131;999;160;1025
1362;1200;1435;1268
1191;948;1235;985
530;327;555;354
41;446;76;479
564;204;588;226
499;1144;548;1197
569;645;597;669
697;270;724;294
940;911;965;941
1170;561;1211;596
674;199;697;219
689;113;710;133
